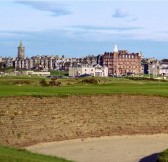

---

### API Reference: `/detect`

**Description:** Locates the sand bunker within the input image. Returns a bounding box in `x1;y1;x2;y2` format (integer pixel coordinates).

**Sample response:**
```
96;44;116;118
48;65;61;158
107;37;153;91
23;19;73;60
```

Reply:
27;134;168;162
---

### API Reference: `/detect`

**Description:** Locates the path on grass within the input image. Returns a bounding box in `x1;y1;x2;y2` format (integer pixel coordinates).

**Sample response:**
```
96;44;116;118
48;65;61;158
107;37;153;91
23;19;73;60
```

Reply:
27;134;168;162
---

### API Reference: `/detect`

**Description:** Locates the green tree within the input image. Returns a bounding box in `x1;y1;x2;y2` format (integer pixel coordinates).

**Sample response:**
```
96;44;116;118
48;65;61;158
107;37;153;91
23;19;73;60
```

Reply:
55;55;59;60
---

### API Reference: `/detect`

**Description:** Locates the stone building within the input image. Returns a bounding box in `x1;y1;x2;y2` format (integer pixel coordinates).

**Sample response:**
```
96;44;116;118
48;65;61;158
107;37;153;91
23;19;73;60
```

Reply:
17;41;25;60
100;45;142;75
148;60;159;77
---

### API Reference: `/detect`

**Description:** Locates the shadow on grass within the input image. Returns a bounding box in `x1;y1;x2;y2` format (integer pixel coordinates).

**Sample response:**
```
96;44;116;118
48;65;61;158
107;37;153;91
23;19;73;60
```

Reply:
139;153;159;162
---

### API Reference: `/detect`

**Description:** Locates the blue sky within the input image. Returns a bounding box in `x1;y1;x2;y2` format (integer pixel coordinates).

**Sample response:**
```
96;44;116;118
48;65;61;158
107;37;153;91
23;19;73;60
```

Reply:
0;0;168;59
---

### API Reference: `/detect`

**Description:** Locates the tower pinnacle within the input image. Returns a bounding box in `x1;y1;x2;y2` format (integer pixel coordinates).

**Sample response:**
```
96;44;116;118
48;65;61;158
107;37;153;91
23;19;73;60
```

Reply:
19;40;24;48
113;44;118;53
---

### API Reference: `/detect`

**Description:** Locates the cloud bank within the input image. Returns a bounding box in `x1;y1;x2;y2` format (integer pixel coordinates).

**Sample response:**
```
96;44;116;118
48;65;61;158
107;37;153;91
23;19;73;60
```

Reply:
15;1;71;16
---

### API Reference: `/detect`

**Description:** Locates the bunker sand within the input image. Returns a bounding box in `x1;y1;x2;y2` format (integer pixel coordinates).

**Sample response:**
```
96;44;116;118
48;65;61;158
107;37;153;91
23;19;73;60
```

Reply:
27;134;168;162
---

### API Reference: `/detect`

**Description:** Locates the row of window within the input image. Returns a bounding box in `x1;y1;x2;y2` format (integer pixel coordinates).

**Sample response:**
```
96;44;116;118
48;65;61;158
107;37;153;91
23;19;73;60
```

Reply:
103;58;139;62
104;65;140;69
118;66;138;68
104;54;139;59
104;62;139;66
84;69;105;72
118;55;139;59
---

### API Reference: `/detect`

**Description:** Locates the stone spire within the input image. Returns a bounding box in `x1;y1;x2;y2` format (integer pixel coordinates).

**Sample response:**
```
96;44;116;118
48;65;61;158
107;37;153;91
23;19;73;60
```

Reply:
113;44;118;53
19;40;24;48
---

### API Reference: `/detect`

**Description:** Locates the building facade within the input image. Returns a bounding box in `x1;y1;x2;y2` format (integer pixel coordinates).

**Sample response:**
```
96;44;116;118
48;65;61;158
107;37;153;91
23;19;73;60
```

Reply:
101;45;142;75
69;64;108;77
3;42;167;78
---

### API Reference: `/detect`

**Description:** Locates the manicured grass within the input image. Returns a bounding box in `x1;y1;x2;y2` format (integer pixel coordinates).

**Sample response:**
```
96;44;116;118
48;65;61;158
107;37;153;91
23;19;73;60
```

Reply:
0;76;168;97
0;145;74;162
157;149;168;162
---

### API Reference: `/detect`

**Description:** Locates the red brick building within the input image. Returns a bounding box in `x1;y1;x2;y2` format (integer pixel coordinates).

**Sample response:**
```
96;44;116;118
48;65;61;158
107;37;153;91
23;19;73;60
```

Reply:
102;45;142;75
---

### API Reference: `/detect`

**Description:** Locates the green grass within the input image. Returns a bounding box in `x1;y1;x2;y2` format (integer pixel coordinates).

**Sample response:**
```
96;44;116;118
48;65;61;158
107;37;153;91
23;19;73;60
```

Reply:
0;76;167;97
157;149;168;162
0;145;74;162
49;70;68;76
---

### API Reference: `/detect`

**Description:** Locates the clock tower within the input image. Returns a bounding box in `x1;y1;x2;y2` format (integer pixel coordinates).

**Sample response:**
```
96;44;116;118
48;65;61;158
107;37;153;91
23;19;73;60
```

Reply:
18;41;25;60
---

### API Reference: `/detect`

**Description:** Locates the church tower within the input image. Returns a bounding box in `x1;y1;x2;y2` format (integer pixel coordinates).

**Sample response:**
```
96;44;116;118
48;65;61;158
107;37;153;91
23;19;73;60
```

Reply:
18;41;25;60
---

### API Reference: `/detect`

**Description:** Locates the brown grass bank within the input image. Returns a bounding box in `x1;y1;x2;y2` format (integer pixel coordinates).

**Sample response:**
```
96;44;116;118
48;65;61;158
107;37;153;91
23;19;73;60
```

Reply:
0;95;168;147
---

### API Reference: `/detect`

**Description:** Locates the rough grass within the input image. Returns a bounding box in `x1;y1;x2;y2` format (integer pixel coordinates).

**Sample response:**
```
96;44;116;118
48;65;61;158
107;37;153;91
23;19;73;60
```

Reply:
157;149;168;162
0;145;74;162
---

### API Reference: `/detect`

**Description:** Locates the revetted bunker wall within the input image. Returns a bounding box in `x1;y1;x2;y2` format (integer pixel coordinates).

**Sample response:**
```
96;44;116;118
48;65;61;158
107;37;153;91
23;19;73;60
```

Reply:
0;95;168;147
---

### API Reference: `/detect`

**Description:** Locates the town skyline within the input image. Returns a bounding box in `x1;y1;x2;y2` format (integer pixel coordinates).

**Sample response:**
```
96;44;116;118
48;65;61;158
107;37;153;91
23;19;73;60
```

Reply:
0;0;168;59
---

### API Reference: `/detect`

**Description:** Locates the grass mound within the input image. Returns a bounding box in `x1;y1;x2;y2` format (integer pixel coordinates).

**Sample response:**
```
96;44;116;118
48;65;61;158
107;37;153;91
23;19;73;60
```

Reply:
82;77;100;84
0;145;74;162
157;149;168;162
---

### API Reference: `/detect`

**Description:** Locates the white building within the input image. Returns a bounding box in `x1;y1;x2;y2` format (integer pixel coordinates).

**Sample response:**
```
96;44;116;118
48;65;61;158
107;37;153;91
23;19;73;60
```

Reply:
69;64;108;77
159;62;168;76
22;71;50;76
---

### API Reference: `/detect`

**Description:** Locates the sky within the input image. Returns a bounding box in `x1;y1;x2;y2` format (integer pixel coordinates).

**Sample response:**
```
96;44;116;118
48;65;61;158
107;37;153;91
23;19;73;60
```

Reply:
0;0;168;59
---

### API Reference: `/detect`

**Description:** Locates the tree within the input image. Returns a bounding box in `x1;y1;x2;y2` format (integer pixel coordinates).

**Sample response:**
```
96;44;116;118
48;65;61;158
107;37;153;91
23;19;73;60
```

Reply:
39;79;48;87
55;55;59;60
